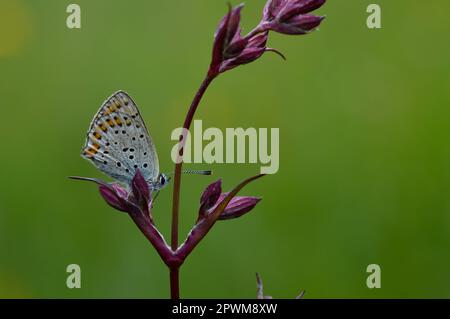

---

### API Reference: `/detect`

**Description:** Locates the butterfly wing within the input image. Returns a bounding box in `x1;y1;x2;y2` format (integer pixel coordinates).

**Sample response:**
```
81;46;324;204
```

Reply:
81;91;160;185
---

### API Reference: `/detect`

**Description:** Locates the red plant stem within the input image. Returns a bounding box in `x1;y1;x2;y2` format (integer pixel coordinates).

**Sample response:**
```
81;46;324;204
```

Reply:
170;267;180;299
171;72;216;249
170;70;217;299
127;212;173;266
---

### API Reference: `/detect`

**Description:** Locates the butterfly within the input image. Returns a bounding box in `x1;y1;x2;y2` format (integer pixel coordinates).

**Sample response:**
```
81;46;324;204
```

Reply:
81;91;170;191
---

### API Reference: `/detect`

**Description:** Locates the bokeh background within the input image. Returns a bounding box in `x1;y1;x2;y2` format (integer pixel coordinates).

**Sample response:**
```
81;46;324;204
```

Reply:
0;0;449;298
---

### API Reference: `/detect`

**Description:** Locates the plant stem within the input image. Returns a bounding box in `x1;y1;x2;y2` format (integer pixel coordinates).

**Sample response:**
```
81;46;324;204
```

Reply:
128;212;172;266
170;267;180;299
170;71;217;299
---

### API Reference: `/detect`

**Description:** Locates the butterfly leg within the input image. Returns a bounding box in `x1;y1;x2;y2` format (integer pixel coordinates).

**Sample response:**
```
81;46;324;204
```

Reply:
152;190;161;204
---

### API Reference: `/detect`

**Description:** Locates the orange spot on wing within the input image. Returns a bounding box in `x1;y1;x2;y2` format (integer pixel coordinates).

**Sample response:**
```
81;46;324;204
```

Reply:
113;116;123;126
99;123;107;132
84;148;97;157
106;118;115;127
93;131;102;139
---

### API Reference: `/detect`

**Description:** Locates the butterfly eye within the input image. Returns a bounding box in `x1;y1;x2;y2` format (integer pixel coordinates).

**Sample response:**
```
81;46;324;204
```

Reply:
158;174;167;186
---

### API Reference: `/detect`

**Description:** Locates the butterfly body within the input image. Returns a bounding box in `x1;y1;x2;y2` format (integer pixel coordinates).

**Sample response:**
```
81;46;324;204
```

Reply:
81;91;168;191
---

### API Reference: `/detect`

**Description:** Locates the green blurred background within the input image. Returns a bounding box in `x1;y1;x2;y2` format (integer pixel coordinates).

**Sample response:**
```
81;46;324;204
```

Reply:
0;0;449;298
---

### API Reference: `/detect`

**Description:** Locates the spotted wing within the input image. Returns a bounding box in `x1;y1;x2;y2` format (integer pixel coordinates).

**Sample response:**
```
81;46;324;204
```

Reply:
81;91;160;185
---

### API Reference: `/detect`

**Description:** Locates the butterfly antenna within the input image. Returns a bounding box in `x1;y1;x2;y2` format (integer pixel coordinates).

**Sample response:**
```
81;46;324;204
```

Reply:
182;169;212;175
166;169;212;176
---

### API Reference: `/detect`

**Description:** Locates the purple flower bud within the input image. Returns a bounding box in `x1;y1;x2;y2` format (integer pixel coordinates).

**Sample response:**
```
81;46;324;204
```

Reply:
110;183;128;199
278;0;326;21
131;169;151;209
70;176;130;213
99;184;128;212
199;179;222;216
211;4;280;74
201;191;261;221
268;14;325;35
70;172;154;219
218;194;262;220
228;4;244;42
262;0;326;35
290;13;324;29
211;4;245;71
263;0;285;21
220;46;267;72
224;29;249;58
248;32;269;48
197;178;262;221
